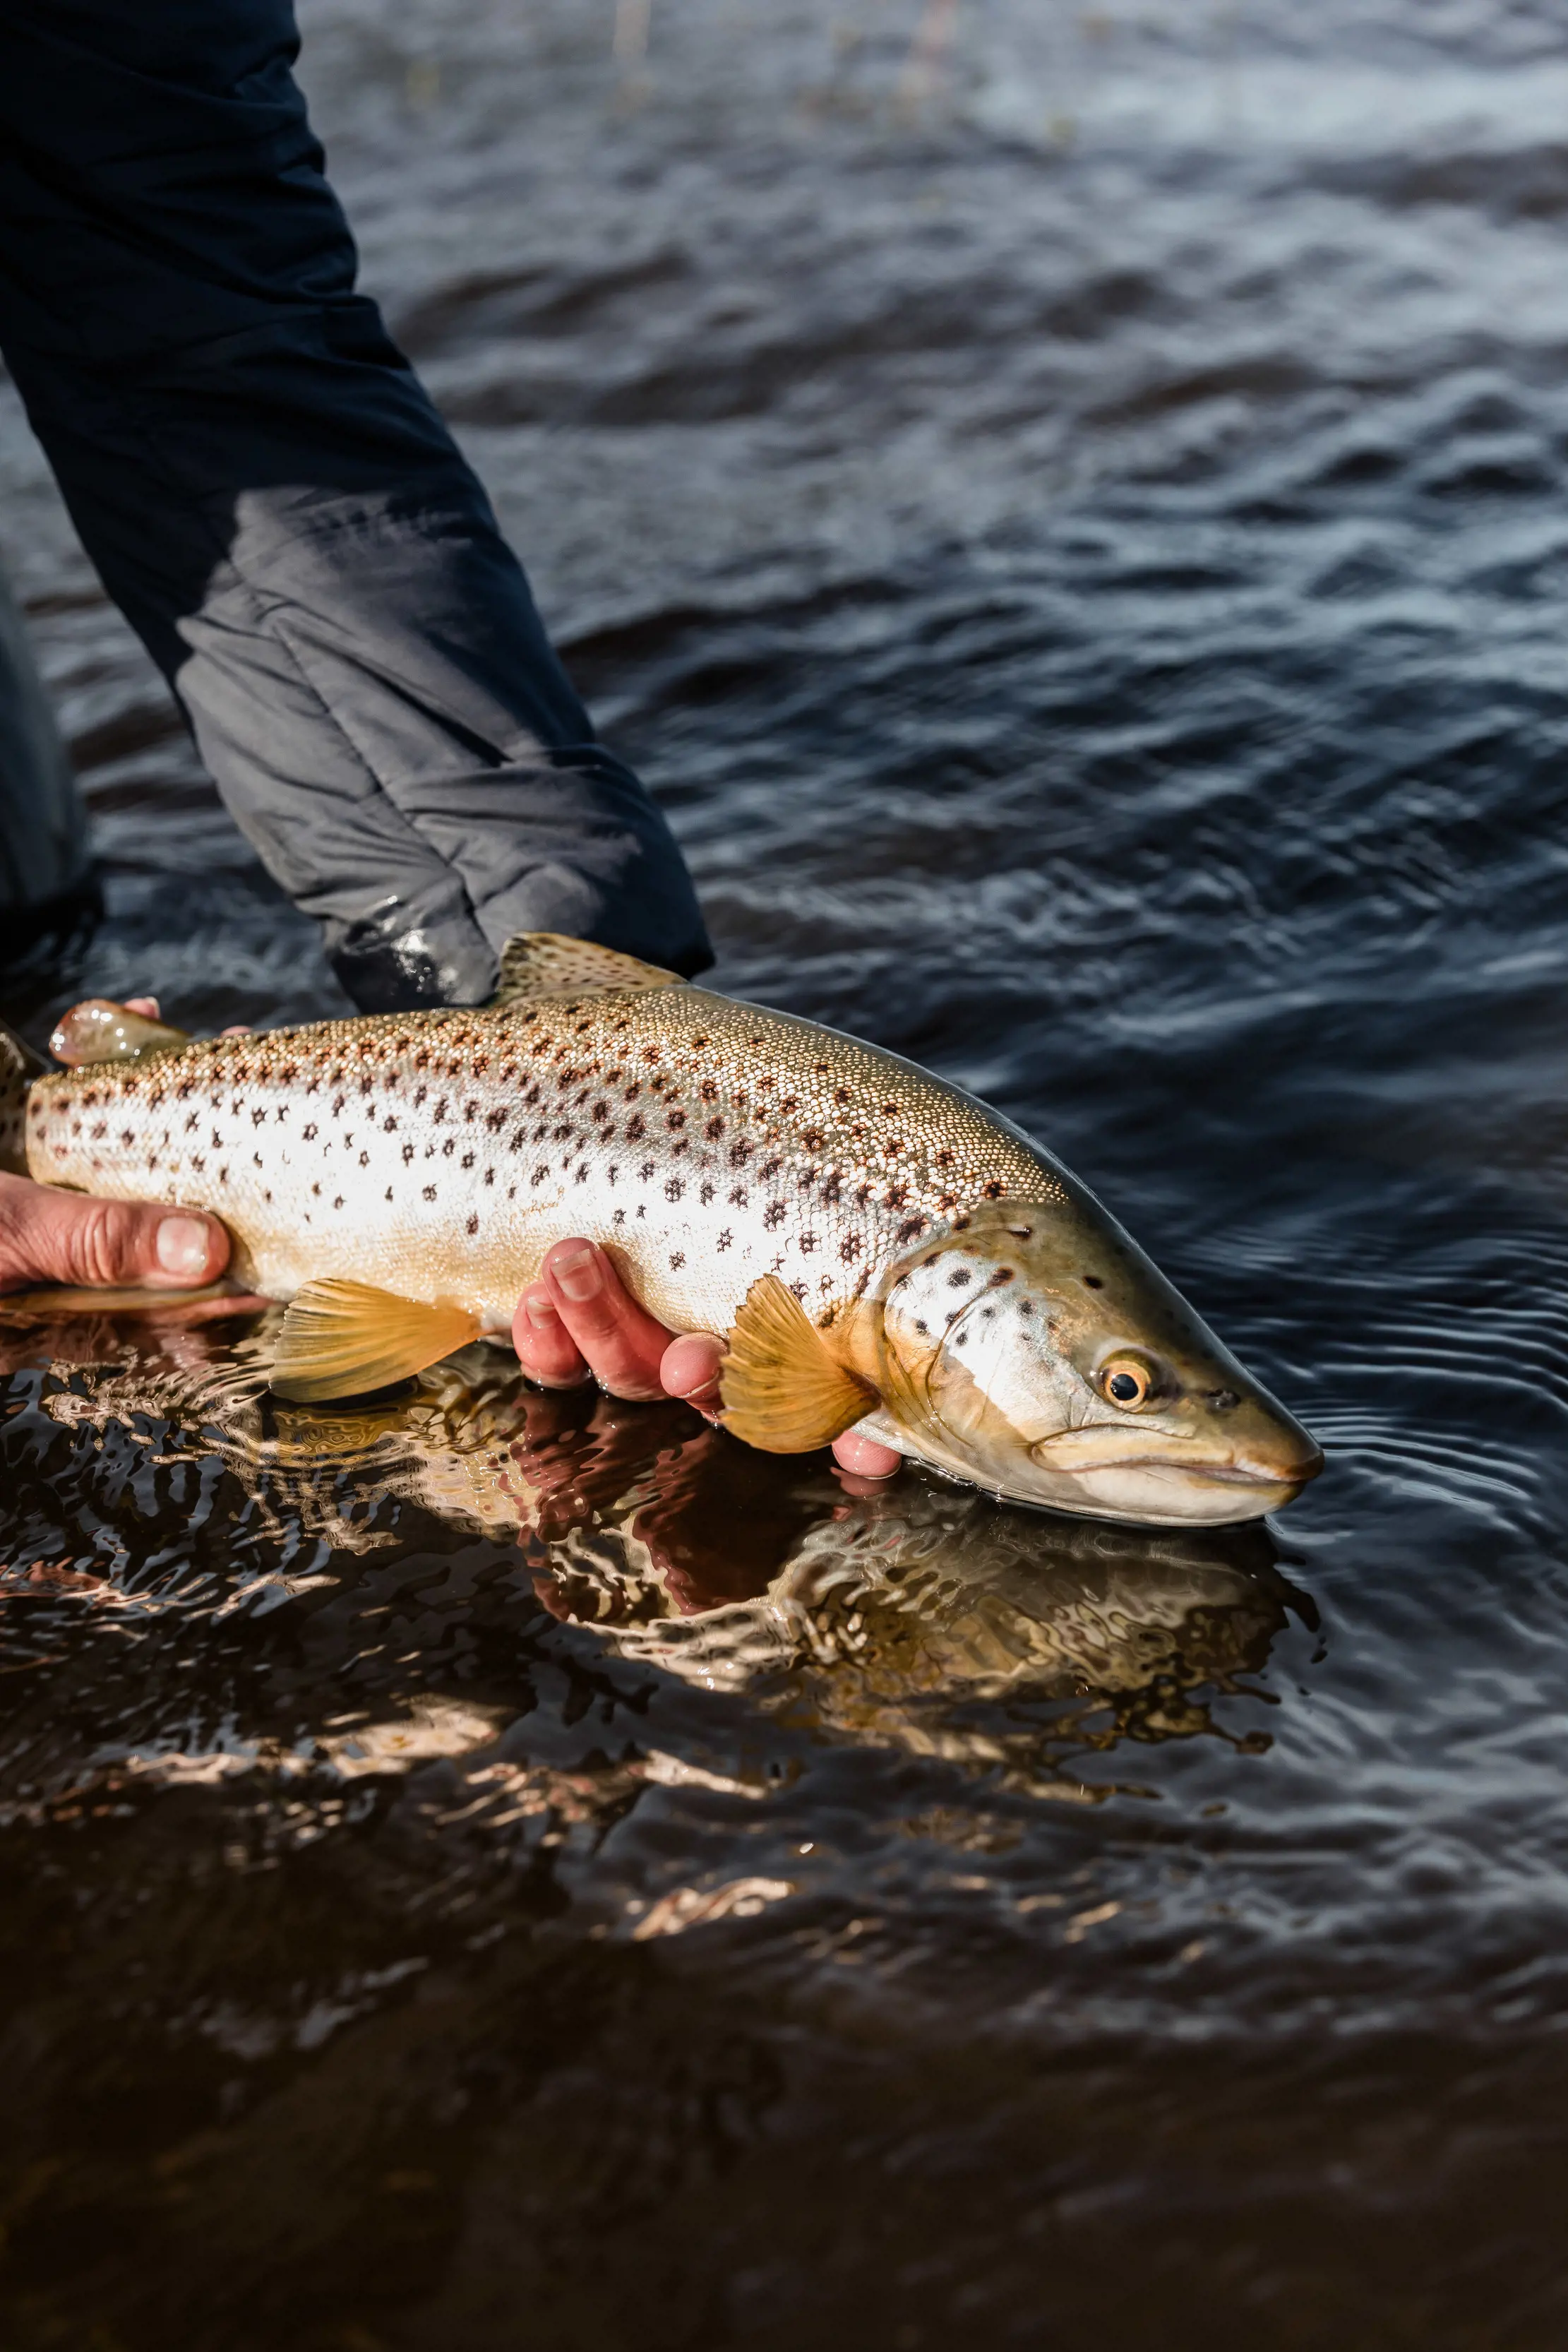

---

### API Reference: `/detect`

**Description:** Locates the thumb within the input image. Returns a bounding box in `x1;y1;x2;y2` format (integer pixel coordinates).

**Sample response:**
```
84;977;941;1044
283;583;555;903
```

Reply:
0;1176;230;1292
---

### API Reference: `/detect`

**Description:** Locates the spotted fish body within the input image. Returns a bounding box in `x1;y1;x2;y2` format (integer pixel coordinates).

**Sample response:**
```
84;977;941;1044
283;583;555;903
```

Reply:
17;943;1322;1525
25;984;1046;1327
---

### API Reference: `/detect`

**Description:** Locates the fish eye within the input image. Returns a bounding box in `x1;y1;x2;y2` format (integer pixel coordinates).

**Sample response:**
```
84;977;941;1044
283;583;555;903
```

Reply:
1101;1356;1152;1409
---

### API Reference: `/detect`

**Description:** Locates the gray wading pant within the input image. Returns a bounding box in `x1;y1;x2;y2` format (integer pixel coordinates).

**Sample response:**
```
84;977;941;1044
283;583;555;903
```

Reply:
0;1;711;1012
0;565;95;957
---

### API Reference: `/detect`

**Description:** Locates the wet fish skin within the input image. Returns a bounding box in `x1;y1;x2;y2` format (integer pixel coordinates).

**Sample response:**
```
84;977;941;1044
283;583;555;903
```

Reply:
20;969;1322;1524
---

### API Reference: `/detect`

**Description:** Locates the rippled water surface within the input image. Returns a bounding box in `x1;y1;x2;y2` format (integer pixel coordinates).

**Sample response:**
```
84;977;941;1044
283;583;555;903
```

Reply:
7;1;1568;2343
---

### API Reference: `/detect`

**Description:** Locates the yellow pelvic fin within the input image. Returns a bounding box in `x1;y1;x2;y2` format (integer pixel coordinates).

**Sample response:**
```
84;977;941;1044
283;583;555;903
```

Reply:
491;931;683;1008
719;1274;878;1454
49;998;191;1068
271;1280;481;1404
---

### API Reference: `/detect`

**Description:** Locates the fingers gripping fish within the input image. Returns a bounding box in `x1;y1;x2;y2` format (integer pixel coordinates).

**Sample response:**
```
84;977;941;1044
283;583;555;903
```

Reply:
8;935;1322;1526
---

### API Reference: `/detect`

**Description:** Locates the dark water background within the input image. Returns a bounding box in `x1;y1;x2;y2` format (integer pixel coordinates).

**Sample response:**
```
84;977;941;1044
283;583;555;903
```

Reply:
7;1;1568;2342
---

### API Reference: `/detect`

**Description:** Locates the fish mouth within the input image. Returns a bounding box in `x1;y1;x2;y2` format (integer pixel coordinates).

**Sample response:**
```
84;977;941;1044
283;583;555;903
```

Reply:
1032;1430;1323;1489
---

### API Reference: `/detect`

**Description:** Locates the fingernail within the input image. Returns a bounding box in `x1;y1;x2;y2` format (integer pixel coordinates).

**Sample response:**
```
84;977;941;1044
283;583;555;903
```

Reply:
524;1287;557;1328
155;1214;212;1279
553;1246;601;1304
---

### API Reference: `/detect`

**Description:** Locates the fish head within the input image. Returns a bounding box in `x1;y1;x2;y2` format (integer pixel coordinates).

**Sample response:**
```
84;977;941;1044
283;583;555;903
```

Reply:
868;1200;1322;1526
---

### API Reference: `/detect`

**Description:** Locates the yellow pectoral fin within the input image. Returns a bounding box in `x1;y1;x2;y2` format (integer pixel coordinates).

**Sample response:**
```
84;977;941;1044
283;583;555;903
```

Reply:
719;1274;878;1453
491;931;683;1008
271;1281;481;1403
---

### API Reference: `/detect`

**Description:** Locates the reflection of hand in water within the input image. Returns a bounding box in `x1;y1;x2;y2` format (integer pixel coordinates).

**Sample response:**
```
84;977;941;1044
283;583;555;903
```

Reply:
514;1380;834;1620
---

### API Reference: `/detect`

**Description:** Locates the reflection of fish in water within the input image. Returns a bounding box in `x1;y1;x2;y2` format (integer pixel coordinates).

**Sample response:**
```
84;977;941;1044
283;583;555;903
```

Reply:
10;927;1321;1524
18;1314;1310;1776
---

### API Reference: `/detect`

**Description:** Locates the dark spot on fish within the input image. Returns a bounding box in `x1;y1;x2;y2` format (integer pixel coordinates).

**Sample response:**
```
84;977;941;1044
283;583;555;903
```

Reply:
839;1234;862;1260
333;1195;345;1210
949;1268;972;1287
1082;1274;1103;1290
764;1202;786;1230
705;1116;725;1141
666;1109;686;1130
717;1229;732;1250
639;1161;655;1181
532;1167;549;1186
885;1185;909;1210
1207;1388;1241;1411
729;1186;748;1207
383;1115;397;1133
670;1251;686;1270
790;1279;807;1301
897;1217;926;1243
332;1095;346;1117
990;1267;1015;1285
729;1140;751;1165
761;1157;782;1181
466;1213;479;1234
385;1187;393;1202
665;1178;685;1201
914;1318;928;1335
800;1232;818;1253
626;1114;646;1142
462;1151;475;1169
443;1139;455;1158
700;1181;715;1204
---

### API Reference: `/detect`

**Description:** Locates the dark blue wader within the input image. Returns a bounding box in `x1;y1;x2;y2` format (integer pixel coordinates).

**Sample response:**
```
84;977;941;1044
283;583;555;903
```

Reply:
0;1;711;1008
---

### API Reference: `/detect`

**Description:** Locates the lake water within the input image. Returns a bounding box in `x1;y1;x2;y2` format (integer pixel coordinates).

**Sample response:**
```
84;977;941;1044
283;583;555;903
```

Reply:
6;1;1568;2343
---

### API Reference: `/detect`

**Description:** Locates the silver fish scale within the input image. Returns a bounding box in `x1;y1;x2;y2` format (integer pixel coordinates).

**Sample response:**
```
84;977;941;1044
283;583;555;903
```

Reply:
25;985;1063;1335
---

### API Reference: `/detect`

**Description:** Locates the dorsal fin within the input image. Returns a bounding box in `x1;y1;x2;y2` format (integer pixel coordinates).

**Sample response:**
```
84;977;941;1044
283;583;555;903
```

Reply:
491;931;683;1008
719;1274;878;1453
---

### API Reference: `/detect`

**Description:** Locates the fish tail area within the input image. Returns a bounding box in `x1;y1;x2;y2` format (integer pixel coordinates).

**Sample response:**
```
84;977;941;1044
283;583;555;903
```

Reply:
0;1020;46;1176
719;1273;878;1452
271;1280;481;1403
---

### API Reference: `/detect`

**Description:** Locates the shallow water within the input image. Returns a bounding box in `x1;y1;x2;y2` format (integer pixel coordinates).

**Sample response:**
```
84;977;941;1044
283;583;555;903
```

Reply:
6;0;1568;2342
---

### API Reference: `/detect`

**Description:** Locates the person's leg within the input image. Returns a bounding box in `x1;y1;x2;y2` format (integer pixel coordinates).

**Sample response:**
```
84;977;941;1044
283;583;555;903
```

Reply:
0;561;97;968
0;1;710;1011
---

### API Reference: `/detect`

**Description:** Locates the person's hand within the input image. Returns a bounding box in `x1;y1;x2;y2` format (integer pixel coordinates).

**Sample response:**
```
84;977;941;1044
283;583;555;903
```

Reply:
0;1171;230;1295
511;1236;902;1480
0;993;233;1297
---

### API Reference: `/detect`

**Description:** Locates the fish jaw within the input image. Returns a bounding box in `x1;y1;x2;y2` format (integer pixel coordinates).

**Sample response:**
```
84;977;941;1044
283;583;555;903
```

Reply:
851;1407;1319;1524
1020;1442;1319;1527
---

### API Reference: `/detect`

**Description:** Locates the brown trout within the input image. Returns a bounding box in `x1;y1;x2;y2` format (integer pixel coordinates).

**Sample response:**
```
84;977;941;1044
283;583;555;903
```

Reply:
11;933;1322;1525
